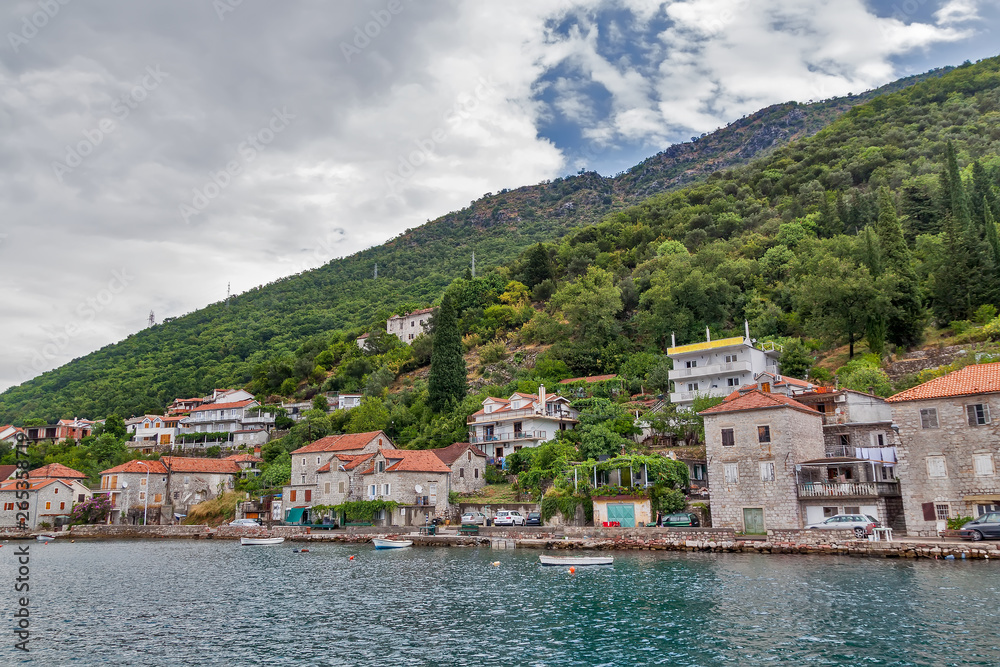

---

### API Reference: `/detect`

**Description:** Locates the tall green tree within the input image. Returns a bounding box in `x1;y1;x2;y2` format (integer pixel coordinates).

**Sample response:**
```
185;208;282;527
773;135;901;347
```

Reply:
428;294;467;411
521;243;553;288
874;187;923;348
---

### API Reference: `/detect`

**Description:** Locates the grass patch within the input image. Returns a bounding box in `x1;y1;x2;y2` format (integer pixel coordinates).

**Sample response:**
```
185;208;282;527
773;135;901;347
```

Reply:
183;491;243;526
459;483;520;504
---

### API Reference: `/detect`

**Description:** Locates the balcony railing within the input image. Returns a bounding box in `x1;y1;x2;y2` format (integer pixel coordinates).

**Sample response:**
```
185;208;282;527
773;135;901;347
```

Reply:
469;430;546;445
242;414;275;425
796;481;900;498
468;407;577;424
668;360;753;380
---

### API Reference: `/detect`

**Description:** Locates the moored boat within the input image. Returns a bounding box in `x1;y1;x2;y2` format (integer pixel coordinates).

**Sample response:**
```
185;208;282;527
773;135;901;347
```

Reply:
372;538;413;549
538;554;613;566
240;537;285;546
36;534;57;542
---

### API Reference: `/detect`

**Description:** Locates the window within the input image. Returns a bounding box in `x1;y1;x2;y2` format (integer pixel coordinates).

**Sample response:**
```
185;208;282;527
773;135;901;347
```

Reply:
54;487;59;494
840;434;851;448
687;383;699;392
173;492;180;500
78;494;85;502
382;484;390;495
919;408;939;429
693;464;705;480
974;453;995;476
324;482;331;494
513;421;523;435
338;481;345;494
140;478;146;486
301;458;306;466
967;404;991;426
759;461;775;482
936;504;950;520
429;483;437;503
111;475;118;488
870;432;886;448
184;476;190;485
823;506;838;518
721;428;735;447
757;425;771;443
926;456;947;478
154;494;162;503
727;377;740;387
368;484;376;497
305;490;312;502
459;468;465;478
139;492;146;501
3;503;12;511
45;502;51;510
300;475;306;484
467;452;472;462
316;456;321;465
725;354;738;363
844;506;861;515
377;461;385;473
290;490;297;502
724;463;739;484
686;360;697;368
474;468;479;479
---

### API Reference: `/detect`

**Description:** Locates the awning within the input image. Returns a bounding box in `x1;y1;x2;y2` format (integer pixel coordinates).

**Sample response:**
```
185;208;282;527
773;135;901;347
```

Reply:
285;507;305;524
964;495;1000;503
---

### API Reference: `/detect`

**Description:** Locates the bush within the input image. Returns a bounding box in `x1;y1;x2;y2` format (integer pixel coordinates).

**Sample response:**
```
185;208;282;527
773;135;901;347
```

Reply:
947;515;973;530
974;305;998;324
478;339;509;366
484;466;507;484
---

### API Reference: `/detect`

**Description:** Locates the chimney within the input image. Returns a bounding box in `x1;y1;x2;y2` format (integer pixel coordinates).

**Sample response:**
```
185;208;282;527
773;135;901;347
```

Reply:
706;326;711;342
538;385;546;413
671;332;676;348
744;319;751;342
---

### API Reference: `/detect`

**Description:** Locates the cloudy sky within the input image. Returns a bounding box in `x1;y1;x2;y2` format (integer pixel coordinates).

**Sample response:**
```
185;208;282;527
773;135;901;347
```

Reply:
1;0;997;393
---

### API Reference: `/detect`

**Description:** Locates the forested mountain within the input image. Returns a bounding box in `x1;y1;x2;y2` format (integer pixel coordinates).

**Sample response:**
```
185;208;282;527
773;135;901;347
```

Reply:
0;59;987;424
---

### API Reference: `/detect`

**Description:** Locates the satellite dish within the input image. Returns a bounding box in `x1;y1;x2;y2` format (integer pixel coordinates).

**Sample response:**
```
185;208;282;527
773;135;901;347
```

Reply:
121;482;128;488
415;484;423;494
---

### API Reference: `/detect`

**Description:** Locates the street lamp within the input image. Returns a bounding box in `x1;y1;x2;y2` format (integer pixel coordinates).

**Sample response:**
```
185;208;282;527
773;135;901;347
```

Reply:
135;460;151;526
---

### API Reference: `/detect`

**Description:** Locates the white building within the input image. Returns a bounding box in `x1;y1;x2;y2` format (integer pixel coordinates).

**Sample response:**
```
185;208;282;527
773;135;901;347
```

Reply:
128;414;183;452
387;307;433;344
466;386;579;460
667;327;782;408
179;399;274;436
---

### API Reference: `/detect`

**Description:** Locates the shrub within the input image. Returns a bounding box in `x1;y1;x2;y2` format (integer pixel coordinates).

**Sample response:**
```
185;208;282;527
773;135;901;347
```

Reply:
478;339;509;366
484;466;507;484
947;516;973;530
974;305;998;324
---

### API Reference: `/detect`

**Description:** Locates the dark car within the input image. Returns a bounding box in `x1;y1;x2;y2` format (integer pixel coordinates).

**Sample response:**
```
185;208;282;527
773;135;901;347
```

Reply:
525;511;542;526
961;512;1000;541
662;513;700;527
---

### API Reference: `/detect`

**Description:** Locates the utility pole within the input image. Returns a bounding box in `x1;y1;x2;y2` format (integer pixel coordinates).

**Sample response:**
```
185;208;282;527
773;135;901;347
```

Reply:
148;310;155;327
471;250;476;278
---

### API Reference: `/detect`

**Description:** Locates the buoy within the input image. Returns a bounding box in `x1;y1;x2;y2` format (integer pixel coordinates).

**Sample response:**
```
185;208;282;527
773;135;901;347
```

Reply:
301;549;309;553
569;567;576;574
491;561;500;567
349;555;355;561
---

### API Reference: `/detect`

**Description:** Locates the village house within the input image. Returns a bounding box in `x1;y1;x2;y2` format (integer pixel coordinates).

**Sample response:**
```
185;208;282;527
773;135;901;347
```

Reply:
99;456;240;523
386;307;434;343
886;362;1000;537
128;414;184;452
283;431;395;523
0;478;88;529
700;388;825;534
0;425;24;445
27;463;90;485
177;398;274;447
432;442;487;494
466;386;579;460
225;453;263;477
21;418;99;444
667;324;784;409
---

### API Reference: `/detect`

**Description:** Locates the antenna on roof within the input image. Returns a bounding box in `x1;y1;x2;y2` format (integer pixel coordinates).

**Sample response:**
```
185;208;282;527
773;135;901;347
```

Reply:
148;310;155;327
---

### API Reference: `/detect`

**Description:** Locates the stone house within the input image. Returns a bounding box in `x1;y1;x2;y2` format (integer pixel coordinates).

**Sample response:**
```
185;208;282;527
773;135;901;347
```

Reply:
283;431;395;522
128;414;183;453
432;442;487;494
466;386;579;461
0;478;90;529
355;449;452;525
387;307;434;344
887;362;1000;537
225;453;263;477
700;389;824;533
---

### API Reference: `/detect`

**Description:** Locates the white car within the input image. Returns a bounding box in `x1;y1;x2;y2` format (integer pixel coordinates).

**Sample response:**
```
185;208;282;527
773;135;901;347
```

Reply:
805;514;875;538
493;510;525;526
229;518;262;527
461;512;486;525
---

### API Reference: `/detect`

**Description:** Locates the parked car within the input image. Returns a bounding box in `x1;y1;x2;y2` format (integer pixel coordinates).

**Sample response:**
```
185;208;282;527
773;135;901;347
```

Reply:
493;510;526;526
461;512;486;526
805;514;876;538
525;511;542;526
961;513;1000;541
662;513;700;527
229;518;262;527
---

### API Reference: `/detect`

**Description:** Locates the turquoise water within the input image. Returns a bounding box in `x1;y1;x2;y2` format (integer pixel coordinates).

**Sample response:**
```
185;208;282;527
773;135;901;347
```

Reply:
1;539;998;665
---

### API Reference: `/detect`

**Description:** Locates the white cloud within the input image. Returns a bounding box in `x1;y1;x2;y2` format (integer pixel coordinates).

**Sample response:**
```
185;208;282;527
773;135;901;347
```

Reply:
934;0;981;25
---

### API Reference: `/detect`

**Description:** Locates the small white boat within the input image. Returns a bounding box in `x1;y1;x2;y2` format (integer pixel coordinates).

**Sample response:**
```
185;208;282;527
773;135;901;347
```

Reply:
539;554;614;566
240;537;285;546
372;538;413;549
36;534;57;542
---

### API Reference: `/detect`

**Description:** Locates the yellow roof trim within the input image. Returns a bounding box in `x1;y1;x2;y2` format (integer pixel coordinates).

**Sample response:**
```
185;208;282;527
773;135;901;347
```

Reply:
667;337;746;355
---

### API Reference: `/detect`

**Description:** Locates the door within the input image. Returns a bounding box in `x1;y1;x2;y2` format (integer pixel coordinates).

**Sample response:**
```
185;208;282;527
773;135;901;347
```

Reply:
607;503;635;528
743;508;765;534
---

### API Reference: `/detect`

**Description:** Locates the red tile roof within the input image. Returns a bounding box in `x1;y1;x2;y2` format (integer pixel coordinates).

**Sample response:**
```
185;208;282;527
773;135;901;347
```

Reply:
0;465;17;481
341;454;375;471
887;362;1000;403
291;432;391;455
698;390;821;417
559;374;619;383
189;399;257;412
28;463;87;479
432;442;487;465
100;460;169;475
0;478;72;492
383;449;451;473
161;456;241;474
316;461;332;473
225;454;263;463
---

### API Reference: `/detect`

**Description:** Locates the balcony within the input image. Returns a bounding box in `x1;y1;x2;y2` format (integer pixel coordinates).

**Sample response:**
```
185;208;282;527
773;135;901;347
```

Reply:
467;407;577;425
668;360;753;380
242;413;275;425
796;481;901;498
469;430;547;445
669;388;731;404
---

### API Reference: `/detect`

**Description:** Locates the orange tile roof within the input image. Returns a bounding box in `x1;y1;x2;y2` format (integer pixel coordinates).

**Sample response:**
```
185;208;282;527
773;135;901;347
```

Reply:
189;399;257;412
559;374;619;383
291;431;390;454
224;454;263;463
887;362;1000;403
28;463;87;479
432;442;487;465
382;449;451;473
342;454;375;471
101;460;169;475
0;478;72;492
698;390;821;417
316;461;332;473
161;456;241;474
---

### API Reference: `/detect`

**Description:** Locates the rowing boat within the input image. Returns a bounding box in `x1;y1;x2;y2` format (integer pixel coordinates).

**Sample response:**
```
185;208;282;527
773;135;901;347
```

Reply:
538;554;614;566
240;537;285;546
373;538;413;549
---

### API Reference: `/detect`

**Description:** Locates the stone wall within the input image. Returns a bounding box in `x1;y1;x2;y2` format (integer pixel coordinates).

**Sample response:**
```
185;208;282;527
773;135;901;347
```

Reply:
69;525;208;538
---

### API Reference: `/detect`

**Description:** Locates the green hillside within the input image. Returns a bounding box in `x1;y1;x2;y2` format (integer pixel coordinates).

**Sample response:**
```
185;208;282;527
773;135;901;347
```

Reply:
0;62;976;424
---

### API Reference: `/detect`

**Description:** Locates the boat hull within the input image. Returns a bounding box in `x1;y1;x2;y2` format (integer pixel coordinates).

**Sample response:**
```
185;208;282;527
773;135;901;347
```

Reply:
240;537;285;546
373;538;413;549
538;555;614;566
36;535;57;542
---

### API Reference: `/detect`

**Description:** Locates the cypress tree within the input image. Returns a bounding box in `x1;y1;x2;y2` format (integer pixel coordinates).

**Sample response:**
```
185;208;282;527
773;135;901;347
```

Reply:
428;292;467;412
985;199;1000;275
874;187;923;348
817;192;842;238
522;243;553;288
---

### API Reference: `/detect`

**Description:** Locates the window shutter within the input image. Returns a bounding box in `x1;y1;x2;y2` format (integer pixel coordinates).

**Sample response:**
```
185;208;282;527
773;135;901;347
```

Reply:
968;405;978;426
922;502;936;521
